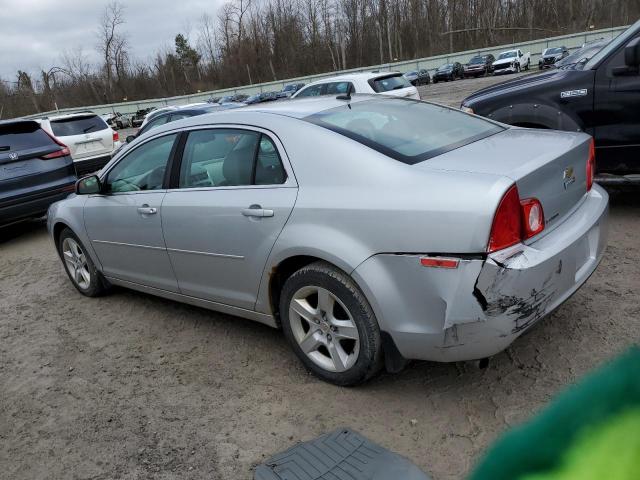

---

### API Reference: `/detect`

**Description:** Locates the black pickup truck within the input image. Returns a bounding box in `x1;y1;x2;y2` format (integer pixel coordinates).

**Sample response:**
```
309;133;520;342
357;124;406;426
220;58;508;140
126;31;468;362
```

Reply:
461;20;640;185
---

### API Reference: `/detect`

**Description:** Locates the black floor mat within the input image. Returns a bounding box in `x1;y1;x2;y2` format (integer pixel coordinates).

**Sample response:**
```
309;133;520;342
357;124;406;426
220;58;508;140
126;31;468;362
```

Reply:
254;428;430;480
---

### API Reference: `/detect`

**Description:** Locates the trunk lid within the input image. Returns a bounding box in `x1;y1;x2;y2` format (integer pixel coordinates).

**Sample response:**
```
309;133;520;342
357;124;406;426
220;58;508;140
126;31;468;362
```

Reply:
415;128;591;233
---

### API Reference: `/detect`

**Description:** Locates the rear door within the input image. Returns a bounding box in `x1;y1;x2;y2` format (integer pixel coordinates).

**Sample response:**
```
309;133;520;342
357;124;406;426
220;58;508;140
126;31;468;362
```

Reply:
50;115;113;160
593;31;640;174
161;127;297;310
84;132;180;292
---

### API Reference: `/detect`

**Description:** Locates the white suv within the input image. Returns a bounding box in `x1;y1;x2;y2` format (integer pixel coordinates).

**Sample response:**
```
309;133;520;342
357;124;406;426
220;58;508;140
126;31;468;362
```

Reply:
292;72;420;100
37;112;121;175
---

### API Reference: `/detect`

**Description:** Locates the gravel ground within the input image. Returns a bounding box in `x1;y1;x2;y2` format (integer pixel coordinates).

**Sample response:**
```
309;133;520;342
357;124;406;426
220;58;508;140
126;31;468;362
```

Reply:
2;72;639;480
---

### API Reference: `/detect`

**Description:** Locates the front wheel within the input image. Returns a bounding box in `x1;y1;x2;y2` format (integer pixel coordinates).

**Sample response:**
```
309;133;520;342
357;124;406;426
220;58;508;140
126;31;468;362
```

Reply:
280;262;383;386
58;228;108;297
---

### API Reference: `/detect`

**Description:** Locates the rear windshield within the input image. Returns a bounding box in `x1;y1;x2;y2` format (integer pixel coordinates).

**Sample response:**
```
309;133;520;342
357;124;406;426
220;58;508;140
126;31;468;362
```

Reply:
369;74;411;93
50;115;108;136
305;98;503;165
0;122;55;152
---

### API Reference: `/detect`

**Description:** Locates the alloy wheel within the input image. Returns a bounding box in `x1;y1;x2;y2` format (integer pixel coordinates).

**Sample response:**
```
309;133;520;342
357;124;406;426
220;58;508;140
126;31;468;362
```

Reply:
289;286;360;372
62;238;91;290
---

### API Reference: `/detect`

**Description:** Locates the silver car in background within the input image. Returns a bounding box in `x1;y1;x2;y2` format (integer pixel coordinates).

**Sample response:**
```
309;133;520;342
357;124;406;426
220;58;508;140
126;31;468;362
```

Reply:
47;95;608;385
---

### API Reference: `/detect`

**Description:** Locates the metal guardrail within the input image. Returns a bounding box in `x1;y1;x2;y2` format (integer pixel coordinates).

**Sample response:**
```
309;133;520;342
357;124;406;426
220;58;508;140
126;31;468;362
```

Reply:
25;24;628;119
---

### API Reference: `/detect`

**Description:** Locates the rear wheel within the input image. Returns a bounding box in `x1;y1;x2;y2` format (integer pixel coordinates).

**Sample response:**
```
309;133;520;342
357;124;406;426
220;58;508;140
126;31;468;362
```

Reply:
58;228;108;297
280;261;383;386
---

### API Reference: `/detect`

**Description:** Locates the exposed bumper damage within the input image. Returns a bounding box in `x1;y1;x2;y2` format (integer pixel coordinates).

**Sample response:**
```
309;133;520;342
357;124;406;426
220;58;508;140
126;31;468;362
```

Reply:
353;185;609;363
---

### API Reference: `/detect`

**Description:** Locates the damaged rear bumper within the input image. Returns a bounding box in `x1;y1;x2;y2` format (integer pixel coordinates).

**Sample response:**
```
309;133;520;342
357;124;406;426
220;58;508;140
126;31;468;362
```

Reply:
352;184;609;362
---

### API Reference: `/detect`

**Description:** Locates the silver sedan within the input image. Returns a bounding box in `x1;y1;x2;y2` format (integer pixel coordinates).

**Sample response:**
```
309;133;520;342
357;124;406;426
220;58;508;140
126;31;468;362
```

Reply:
48;95;608;385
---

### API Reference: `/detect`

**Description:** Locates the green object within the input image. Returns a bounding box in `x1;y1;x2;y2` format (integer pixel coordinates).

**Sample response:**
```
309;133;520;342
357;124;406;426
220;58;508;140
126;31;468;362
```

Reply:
469;347;640;480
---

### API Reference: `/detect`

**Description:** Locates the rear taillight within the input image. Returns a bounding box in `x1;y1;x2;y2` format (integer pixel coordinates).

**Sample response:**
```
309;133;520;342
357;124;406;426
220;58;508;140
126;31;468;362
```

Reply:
520;198;545;239
586;138;595;191
488;185;522;253
41;128;70;160
42;146;70;159
488;185;545;253
113;130;119;143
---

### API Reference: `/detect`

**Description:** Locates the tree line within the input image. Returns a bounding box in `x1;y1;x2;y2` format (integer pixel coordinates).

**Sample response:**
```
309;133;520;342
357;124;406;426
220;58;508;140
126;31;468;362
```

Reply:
1;0;637;119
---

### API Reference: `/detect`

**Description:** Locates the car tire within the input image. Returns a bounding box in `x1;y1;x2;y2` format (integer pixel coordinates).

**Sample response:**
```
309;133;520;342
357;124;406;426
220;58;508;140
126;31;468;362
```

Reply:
279;261;383;386
57;228;108;297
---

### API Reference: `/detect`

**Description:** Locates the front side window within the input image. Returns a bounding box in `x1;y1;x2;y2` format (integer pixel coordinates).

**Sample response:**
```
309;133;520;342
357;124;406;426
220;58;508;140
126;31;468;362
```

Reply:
296;84;325;98
142;115;170;134
326;82;355;94
179;129;286;188
306;98;504;165
106;133;178;193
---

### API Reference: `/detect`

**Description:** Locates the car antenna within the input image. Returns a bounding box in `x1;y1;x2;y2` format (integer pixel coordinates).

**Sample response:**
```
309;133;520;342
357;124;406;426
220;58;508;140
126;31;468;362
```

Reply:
336;83;353;102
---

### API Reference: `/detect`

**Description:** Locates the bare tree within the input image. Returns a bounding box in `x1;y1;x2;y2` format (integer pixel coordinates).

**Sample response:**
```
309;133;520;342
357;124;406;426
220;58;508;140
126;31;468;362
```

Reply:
97;1;127;101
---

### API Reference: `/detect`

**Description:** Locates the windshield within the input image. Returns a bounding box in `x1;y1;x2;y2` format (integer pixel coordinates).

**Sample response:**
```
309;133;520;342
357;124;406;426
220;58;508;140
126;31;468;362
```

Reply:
544;47;563;55
283;85;296;91
305;98;503;165
369;74;411;92
468;57;485;64
50;115;108;136
498;51;517;59
438;64;453;71
405;71;417;76
585;20;640;69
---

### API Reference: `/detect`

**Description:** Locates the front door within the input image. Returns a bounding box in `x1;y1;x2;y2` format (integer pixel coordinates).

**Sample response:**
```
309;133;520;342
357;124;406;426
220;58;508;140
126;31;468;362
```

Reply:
161;128;297;310
84;132;180;292
594;32;640;174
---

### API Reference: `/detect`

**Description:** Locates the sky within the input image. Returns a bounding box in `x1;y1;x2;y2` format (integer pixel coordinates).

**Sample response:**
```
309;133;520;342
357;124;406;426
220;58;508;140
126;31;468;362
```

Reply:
0;0;223;80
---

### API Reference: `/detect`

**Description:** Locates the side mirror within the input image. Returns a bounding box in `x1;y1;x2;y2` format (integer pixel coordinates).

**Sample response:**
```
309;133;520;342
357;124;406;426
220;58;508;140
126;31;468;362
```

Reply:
126;135;136;143
625;37;640;67
76;175;101;195
613;38;640;76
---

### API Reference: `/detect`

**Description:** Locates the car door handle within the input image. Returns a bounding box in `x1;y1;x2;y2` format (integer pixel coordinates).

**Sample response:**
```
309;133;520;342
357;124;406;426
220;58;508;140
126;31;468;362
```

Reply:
242;205;274;218
137;205;157;215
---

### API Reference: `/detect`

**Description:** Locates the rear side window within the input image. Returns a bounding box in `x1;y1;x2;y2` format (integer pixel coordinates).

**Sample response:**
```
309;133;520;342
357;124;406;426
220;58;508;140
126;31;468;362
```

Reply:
369;74;412;93
179;129;286;188
306;98;504;165
50;115;108;136
0;122;55;152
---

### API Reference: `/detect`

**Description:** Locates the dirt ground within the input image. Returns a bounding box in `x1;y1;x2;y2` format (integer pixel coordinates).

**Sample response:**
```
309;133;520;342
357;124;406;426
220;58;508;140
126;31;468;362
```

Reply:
1;73;639;480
